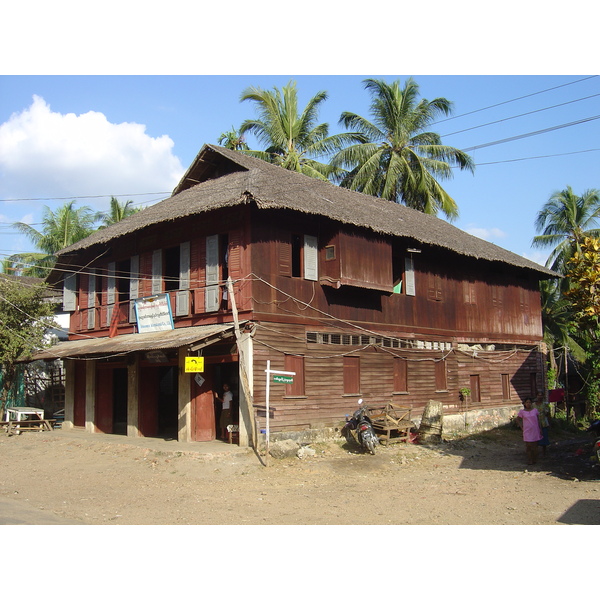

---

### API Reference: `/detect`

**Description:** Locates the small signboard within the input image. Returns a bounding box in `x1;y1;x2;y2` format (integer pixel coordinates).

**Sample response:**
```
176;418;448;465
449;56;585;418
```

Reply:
185;356;205;373
273;375;294;384
134;294;174;334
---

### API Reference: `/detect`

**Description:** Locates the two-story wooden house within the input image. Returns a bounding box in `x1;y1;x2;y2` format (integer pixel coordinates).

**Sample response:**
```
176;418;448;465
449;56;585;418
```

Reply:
35;144;556;446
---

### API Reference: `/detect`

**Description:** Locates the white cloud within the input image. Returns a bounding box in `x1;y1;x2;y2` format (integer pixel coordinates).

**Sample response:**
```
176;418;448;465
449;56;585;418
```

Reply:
522;250;551;267
464;226;507;242
0;95;184;205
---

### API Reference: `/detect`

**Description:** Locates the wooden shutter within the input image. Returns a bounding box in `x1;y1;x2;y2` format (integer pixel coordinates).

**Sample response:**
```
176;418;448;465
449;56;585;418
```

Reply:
435;359;447;391
394;357;408;393
343;356;360;394
152;249;162;295
63;273;77;312
179;241;190;289
404;256;415;296
279;234;292;276
129;255;139;323
107;262;116;305
284;355;305;396
428;274;443;301
205;234;220;312
87;270;96;329
304;235;318;281
176;242;191;316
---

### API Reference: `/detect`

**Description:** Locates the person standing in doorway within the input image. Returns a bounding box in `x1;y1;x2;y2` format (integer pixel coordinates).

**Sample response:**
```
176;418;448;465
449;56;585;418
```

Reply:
516;398;542;465
535;392;551;456
216;383;233;440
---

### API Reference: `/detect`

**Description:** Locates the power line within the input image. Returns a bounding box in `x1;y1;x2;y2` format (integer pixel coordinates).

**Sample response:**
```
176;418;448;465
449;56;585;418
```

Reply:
460;114;600;152
0;192;170;203
443;93;600;138
433;75;598;125
472;148;600;167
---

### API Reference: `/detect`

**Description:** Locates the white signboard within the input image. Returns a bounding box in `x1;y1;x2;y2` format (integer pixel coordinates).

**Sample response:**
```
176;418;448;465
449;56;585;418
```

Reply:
134;294;174;334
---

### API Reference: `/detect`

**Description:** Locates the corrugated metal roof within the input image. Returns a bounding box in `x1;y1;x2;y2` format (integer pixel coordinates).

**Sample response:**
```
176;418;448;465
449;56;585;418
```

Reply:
30;323;237;361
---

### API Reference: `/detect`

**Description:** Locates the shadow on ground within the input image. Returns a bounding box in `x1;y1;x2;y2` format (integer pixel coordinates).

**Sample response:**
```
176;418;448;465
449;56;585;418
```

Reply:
427;424;600;482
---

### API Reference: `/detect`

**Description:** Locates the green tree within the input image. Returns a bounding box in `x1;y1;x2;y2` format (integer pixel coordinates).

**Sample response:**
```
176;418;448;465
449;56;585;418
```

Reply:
218;127;249;151
539;278;586;370
97;196;141;229
563;236;600;417
9;201;98;277
0;276;57;413
533;186;600;274
239;80;355;181
330;78;475;220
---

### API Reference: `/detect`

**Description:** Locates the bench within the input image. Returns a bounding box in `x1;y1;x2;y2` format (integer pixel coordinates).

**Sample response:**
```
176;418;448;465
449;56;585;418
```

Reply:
4;419;56;435
369;403;414;445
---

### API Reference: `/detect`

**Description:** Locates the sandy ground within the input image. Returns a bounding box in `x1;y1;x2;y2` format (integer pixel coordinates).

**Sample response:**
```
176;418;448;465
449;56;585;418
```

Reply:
0;423;599;526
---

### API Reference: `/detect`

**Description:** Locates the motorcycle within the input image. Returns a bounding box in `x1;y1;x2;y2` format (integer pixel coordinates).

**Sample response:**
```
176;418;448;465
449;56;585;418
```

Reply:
342;399;379;455
588;419;600;462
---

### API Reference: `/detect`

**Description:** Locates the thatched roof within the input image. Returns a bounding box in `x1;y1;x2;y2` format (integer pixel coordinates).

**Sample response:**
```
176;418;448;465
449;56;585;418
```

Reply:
56;144;556;278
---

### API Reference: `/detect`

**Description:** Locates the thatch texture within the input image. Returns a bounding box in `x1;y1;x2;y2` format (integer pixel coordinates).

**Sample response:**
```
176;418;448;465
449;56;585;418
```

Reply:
57;144;555;277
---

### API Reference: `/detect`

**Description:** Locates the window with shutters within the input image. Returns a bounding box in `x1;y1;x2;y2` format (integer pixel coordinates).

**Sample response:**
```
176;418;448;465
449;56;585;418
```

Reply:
428;273;443;302
394;254;416;296
343;356;361;395
286;233;318;281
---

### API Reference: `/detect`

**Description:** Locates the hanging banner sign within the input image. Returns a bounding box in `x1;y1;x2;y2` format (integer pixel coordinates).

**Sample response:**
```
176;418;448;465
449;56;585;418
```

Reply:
185;356;205;373
134;294;174;334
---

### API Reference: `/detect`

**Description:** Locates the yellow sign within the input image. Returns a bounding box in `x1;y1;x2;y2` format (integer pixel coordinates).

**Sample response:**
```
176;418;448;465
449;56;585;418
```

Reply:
184;356;205;373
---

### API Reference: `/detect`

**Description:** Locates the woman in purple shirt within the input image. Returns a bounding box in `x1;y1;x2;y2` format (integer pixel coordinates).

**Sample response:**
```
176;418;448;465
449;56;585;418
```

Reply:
516;398;542;465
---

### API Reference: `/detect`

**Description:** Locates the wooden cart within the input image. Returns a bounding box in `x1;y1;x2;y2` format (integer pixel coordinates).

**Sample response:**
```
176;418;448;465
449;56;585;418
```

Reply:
368;403;414;445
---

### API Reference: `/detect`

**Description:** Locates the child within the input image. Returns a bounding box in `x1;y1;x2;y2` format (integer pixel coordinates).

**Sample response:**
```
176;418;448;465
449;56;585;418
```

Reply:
516;398;542;465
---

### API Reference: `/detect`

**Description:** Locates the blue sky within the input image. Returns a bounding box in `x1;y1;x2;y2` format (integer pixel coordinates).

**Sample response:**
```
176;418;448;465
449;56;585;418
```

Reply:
1;4;598;272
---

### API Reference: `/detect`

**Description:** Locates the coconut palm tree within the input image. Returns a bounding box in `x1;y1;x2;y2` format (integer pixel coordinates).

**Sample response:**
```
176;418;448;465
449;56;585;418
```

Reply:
540;278;586;369
9;200;98;277
217;127;249;151
330;78;475;220
533;186;600;274
238;80;358;181
97;196;141;229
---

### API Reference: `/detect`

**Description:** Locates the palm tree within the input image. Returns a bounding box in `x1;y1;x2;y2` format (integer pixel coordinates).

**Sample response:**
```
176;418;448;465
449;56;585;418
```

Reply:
97;196;141;229
330;78;475;220
238;80;357;181
533;186;600;273
217;127;249;151
9;200;98;277
539;278;586;369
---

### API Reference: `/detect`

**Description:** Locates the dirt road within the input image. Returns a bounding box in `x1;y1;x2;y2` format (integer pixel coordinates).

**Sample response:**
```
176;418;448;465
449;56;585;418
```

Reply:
0;425;598;526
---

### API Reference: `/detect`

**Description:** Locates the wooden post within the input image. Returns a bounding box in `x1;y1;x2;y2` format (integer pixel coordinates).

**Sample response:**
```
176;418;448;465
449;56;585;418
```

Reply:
178;346;191;442
85;360;96;433
226;277;258;451
127;353;140;437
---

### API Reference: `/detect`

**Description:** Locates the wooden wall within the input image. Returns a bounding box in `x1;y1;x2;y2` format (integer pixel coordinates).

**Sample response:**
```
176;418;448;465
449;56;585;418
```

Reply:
251;321;543;432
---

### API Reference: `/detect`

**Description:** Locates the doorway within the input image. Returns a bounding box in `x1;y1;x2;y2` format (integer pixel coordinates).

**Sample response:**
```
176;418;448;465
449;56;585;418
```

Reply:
112;368;128;435
213;362;240;439
157;366;178;440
